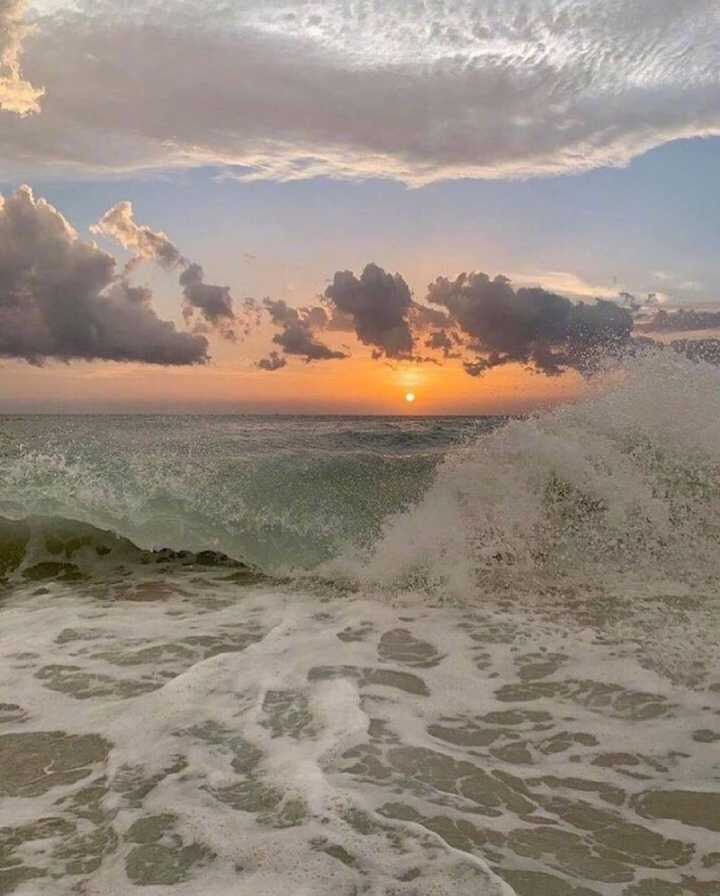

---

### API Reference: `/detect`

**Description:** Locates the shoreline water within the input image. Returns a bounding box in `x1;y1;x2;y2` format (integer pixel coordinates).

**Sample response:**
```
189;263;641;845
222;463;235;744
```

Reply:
2;556;719;895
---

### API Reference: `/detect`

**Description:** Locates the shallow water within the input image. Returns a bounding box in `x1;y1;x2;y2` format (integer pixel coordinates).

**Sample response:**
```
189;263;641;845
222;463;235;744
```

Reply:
1;352;720;895
1;569;719;895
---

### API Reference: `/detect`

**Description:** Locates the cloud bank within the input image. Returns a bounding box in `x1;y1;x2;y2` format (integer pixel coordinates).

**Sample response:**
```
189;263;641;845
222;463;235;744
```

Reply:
260;261;641;376
6;189;720;380
0;187;207;365
261;262;437;367
5;0;720;183
427;272;633;376
0;0;43;115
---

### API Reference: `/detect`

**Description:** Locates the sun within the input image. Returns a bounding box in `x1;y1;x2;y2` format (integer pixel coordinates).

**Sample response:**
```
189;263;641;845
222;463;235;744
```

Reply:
405;392;416;403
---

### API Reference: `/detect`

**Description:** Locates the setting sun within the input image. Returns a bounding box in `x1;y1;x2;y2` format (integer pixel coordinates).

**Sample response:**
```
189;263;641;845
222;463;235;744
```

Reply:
405;392;416;403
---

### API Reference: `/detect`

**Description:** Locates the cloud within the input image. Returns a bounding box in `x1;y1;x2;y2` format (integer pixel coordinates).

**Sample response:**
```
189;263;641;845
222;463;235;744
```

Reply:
91;200;182;271
325;263;415;359
323;307;358;333
0;186;208;365
5;0;720;183
263;298;346;363
256;350;287;371
410;302;453;332
510;271;621;301
637;307;720;333
179;263;235;338
425;329;462;359
0;0;43;115
93;201;237;339
427;271;633;376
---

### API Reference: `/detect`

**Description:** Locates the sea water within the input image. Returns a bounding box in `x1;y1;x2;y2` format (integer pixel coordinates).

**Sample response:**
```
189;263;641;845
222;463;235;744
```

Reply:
1;351;719;895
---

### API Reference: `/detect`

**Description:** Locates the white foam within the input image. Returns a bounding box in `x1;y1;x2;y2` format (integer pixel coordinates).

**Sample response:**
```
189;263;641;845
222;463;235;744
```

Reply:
334;350;720;599
1;571;719;895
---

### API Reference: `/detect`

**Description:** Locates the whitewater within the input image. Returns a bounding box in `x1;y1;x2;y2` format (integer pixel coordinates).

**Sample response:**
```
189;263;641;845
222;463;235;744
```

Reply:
1;350;719;896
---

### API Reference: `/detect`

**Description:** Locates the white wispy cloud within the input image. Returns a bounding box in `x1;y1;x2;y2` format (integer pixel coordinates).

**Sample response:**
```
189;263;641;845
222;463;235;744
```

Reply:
510;271;621;300
5;0;720;183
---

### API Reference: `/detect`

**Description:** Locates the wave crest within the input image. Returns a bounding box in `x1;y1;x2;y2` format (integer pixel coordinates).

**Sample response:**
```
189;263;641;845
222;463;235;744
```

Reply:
338;350;720;598
0;515;261;586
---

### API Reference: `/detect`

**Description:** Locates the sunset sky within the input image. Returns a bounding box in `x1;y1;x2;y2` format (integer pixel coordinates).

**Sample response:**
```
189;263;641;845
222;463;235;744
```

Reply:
1;0;720;413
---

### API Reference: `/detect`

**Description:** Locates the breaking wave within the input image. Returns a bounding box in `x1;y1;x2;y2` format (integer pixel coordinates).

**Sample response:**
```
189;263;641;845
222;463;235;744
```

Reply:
334;350;720;599
2;349;720;601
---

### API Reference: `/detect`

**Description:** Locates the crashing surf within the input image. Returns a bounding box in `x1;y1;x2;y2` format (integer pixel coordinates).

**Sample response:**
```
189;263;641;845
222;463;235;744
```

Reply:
1;348;719;895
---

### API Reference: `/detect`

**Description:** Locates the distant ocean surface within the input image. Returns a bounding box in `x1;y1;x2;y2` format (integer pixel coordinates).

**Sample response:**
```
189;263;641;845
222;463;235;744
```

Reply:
1;351;720;896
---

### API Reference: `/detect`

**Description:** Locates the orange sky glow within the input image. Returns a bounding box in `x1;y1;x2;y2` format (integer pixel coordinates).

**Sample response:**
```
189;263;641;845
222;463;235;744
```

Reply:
0;348;586;415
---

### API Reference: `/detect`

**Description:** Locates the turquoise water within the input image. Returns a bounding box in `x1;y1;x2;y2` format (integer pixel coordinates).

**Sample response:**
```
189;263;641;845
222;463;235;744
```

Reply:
0;414;494;570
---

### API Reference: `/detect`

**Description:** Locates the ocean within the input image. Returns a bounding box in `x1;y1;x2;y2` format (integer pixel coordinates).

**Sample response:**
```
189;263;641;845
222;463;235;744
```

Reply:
1;351;719;896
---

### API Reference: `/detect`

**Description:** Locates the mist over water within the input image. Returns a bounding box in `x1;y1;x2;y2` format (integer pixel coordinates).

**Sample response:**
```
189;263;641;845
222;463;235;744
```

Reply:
1;349;720;896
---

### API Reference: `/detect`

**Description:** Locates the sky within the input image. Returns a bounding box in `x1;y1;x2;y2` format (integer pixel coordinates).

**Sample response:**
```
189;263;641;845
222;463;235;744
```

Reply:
1;0;719;413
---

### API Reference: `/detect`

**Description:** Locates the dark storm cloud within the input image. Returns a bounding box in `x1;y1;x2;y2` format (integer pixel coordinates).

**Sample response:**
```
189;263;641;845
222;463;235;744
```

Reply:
264;298;346;363
427;272;633;376
93;201;238;339
324;263;415;359
0;186;208;365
